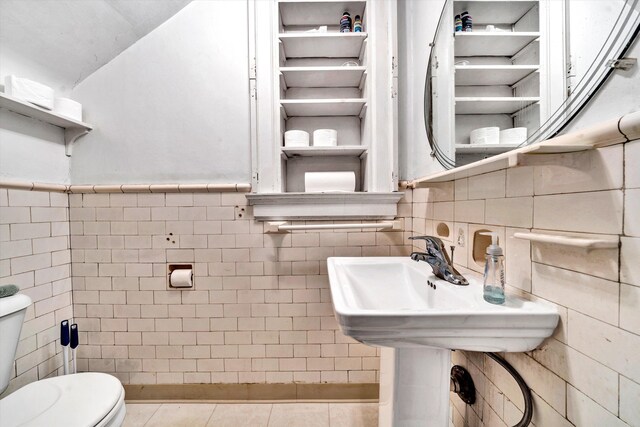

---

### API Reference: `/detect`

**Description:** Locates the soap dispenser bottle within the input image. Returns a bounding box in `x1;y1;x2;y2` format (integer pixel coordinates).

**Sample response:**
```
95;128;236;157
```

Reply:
481;232;505;304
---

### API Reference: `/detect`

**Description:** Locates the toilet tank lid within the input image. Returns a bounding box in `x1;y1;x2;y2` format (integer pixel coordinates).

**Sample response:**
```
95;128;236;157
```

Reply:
0;293;32;317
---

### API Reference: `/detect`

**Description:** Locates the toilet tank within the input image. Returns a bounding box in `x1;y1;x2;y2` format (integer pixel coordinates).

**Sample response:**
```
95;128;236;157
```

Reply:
0;294;32;394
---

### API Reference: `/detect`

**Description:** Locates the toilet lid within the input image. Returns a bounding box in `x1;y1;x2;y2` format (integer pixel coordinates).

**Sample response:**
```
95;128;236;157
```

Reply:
0;372;123;427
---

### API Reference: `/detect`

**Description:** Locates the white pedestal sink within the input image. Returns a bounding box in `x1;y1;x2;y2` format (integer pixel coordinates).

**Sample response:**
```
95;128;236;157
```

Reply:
327;257;559;427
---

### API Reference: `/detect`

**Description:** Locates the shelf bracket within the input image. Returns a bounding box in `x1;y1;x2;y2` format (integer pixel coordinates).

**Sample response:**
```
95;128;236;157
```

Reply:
65;127;90;157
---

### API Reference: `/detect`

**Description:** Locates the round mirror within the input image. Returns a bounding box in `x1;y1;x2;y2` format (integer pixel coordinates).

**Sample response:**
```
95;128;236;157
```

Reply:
426;0;640;168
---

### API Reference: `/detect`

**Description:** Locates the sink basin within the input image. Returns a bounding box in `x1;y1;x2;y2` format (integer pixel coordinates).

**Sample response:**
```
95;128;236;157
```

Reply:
327;257;558;352
328;257;560;426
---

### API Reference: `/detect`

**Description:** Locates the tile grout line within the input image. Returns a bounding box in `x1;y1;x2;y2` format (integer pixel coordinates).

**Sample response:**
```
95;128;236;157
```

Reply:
142;403;162;427
203;402;218;427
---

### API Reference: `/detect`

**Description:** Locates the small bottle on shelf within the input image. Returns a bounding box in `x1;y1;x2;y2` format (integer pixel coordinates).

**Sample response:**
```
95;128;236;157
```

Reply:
461;11;472;32
340;11;352;32
354;15;363;32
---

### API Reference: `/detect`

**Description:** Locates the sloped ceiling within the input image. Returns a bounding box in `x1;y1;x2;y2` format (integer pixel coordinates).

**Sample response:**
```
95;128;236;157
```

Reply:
0;0;192;87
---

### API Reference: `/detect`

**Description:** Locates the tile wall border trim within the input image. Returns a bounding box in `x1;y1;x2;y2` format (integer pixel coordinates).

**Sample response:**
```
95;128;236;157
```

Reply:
123;383;379;401
0;182;252;193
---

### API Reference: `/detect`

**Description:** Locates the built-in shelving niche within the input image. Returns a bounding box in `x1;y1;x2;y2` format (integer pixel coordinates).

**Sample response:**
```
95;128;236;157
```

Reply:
277;0;371;194
249;0;398;220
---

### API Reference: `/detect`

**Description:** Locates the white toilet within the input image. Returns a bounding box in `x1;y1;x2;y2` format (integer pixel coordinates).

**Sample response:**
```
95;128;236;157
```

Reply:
0;294;126;427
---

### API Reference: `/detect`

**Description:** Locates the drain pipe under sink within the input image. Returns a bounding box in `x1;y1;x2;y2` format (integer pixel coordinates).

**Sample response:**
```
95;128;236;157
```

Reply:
451;352;533;427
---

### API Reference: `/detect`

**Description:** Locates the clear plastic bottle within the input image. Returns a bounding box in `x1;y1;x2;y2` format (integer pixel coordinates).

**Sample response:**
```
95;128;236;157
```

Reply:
340;12;352;33
354;15;363;32
454;14;462;32
481;232;505;304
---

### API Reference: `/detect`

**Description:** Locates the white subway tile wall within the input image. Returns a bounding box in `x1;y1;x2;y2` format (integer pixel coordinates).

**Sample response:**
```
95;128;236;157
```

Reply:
69;192;413;385
416;139;640;426
0;189;72;396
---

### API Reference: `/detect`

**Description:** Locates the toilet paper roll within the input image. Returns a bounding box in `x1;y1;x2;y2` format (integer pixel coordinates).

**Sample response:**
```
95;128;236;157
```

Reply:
5;75;55;110
312;129;337;146
170;269;193;288
284;130;309;147
54;97;83;121
305;172;356;192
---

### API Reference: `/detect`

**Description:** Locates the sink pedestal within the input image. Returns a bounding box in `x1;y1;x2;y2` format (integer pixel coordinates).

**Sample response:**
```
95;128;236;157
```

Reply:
378;347;451;427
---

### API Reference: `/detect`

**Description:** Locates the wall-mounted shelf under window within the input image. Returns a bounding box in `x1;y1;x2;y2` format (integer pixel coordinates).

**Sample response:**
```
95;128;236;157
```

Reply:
454;32;540;56
0;93;92;156
279;33;368;58
455;97;540;114
280;66;366;88
281;145;367;159
281;99;366;117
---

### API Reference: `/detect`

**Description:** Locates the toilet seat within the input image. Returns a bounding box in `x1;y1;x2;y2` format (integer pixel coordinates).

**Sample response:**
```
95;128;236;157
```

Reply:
0;372;125;427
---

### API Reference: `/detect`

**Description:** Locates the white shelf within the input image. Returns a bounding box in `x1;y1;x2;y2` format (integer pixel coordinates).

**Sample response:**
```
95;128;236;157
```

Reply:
279;1;366;26
455;143;521;154
280;66;366;88
455;97;540;114
247;192;404;220
0;93;91;131
513;232;619;250
281;98;366;117
453;1;538;24
454;32;540;56
281;145;367;158
455;65;538;86
0;93;93;156
280;33;367;58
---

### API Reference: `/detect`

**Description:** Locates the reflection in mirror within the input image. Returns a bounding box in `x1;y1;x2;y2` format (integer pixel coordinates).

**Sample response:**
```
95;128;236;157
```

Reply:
426;0;640;168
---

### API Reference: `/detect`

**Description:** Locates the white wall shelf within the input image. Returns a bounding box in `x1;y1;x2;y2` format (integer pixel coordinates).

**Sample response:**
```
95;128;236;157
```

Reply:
279;33;367;58
247;192;404;220
281;98;366;116
455;65;538;86
454;32;540;56
453;1;538;24
279;1;367;27
280;66;366;88
281;145;367;158
513;232;619;250
455;143;521;154
0;93;92;156
405;111;640;184
455;97;540;114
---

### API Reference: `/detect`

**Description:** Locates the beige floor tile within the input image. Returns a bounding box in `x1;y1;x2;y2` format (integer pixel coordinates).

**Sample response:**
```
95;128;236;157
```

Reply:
123;403;161;427
329;403;378;427
206;403;272;427
145;403;217;427
268;403;329;427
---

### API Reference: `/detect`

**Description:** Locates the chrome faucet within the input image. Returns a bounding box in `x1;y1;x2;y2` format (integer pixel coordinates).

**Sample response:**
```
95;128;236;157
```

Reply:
409;236;469;286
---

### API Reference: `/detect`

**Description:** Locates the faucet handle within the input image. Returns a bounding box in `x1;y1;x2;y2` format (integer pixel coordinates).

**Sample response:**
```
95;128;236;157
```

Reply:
408;235;443;251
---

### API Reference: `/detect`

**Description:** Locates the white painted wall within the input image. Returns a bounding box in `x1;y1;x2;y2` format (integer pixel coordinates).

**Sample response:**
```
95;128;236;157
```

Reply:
0;20;75;185
565;0;640;131
70;0;251;184
0;110;70;184
397;0;447;181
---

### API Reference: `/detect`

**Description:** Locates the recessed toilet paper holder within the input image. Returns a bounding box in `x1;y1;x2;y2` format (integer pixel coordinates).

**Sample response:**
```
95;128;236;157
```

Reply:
167;264;194;289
